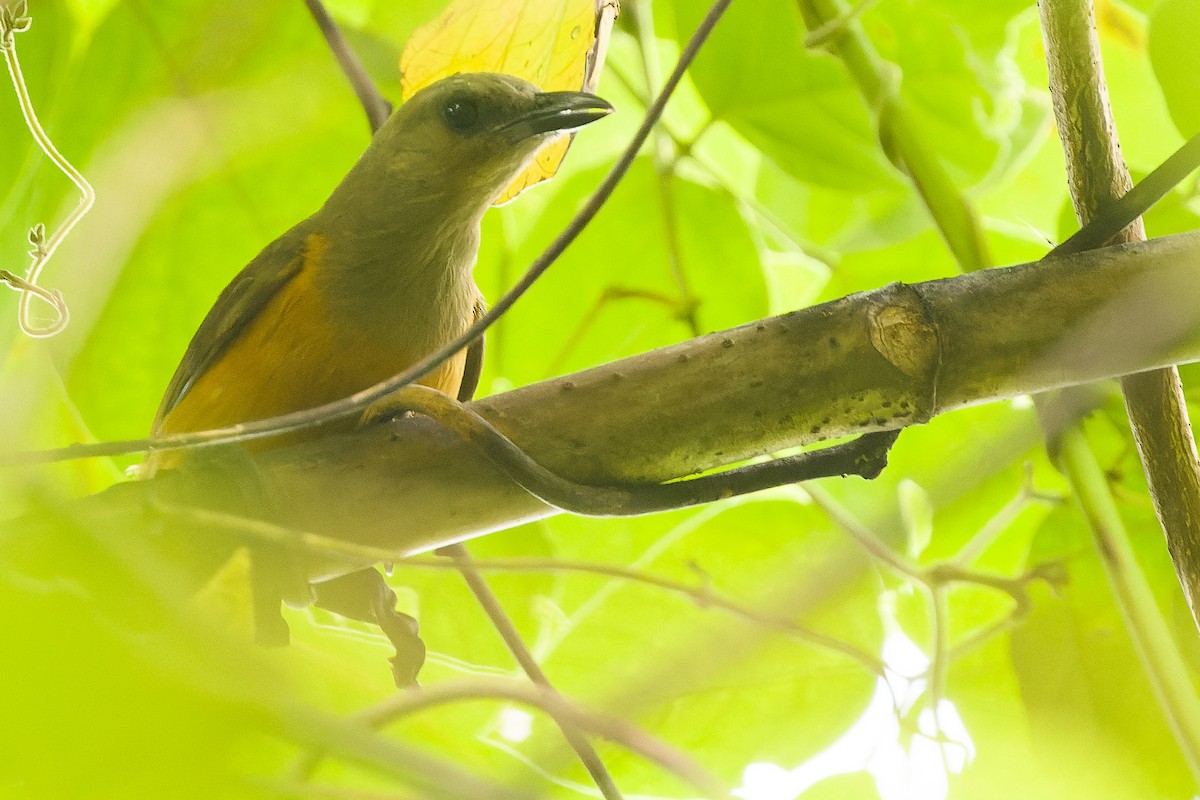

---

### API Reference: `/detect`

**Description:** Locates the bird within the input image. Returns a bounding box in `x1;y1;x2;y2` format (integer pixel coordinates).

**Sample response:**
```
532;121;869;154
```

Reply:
148;72;613;684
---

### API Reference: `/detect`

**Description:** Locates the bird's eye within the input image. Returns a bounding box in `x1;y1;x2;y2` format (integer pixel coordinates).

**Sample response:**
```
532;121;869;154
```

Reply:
442;98;479;133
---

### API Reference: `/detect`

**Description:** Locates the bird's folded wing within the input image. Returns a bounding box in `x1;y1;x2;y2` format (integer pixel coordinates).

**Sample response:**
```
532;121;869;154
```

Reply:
152;224;310;431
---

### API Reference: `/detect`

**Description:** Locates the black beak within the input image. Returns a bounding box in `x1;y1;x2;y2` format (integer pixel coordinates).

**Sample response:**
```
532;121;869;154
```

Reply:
501;91;614;141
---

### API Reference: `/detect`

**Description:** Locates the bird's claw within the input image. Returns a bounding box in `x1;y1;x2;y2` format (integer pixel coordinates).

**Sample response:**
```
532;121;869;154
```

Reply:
358;396;412;429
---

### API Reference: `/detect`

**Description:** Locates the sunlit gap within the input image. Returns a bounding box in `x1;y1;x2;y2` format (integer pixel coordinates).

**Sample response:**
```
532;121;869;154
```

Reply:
734;592;975;800
497;706;535;743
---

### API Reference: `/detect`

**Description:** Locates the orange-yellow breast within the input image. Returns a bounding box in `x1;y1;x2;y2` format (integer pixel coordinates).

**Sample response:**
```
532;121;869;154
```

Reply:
156;235;467;448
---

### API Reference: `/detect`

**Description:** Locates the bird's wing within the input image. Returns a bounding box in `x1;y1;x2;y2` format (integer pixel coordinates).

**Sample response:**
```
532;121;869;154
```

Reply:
456;297;487;403
152;226;310;431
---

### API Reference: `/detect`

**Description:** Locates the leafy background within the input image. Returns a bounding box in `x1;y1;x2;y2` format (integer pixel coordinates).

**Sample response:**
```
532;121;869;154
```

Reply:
2;0;1200;798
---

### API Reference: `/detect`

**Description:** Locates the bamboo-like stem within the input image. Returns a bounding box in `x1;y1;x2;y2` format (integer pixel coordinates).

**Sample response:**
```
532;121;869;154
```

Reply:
1039;0;1200;778
794;0;990;272
1056;426;1200;777
1040;0;1200;634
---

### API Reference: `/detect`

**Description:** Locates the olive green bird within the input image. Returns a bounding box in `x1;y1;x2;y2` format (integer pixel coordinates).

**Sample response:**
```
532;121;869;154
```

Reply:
150;73;612;684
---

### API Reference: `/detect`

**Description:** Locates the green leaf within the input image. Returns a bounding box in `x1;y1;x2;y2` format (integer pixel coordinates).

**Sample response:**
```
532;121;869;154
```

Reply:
1013;497;1196;797
476;159;768;388
1150;0;1200;137
668;0;899;192
535;498;881;790
3;2;1198;798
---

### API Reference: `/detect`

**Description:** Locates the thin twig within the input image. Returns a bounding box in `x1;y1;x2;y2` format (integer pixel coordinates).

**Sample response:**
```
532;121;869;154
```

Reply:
1;1;85;338
605;57;834;263
807;479;1066;668
630;0;700;336
442;544;625;800
146;499;884;673
944;560;1070;661
296;678;731;799
804;484;923;581
951;463;1061;568
19;0;736;463
302;0;392;132
406;554;884;675
544;285;696;377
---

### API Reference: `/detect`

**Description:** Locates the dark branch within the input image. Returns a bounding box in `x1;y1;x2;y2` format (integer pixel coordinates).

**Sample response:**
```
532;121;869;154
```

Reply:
441;544;625;799
1049;132;1200;257
303;0;392;132
364;386;897;515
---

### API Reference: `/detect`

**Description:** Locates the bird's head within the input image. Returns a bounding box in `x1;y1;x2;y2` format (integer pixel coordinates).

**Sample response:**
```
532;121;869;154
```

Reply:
369;72;613;214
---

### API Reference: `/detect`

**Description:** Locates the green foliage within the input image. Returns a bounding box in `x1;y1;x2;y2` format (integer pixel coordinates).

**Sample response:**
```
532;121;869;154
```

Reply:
1149;0;1200;137
2;1;1200;798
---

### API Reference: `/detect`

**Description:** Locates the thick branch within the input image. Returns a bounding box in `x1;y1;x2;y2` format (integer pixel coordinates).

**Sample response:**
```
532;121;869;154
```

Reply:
50;234;1200;577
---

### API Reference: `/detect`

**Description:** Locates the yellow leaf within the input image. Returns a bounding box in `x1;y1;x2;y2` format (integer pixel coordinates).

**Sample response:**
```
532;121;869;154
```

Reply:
399;0;608;203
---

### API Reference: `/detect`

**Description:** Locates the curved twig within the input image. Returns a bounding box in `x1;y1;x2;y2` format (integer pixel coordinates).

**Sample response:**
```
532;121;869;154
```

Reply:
2;2;86;338
142;500;885;674
290;678;731;799
440;545;625;800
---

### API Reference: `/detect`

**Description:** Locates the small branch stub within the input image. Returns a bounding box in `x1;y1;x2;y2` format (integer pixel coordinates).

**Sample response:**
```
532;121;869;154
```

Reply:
867;282;940;397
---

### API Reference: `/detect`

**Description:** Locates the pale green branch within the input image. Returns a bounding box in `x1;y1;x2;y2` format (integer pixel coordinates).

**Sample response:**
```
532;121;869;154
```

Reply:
1039;0;1200;779
1057;426;1200;778
795;0;991;272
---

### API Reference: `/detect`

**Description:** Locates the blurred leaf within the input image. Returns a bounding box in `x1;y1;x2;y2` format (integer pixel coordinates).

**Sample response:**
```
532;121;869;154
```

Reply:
0;499;288;800
1149;0;1200;137
802;770;880;800
1099;3;1183;171
865;3;1006;186
400;0;599;202
1013;490;1196;797
923;0;1036;57
534;498;881;790
945;634;1050;799
53;0;363;447
899;478;934;560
